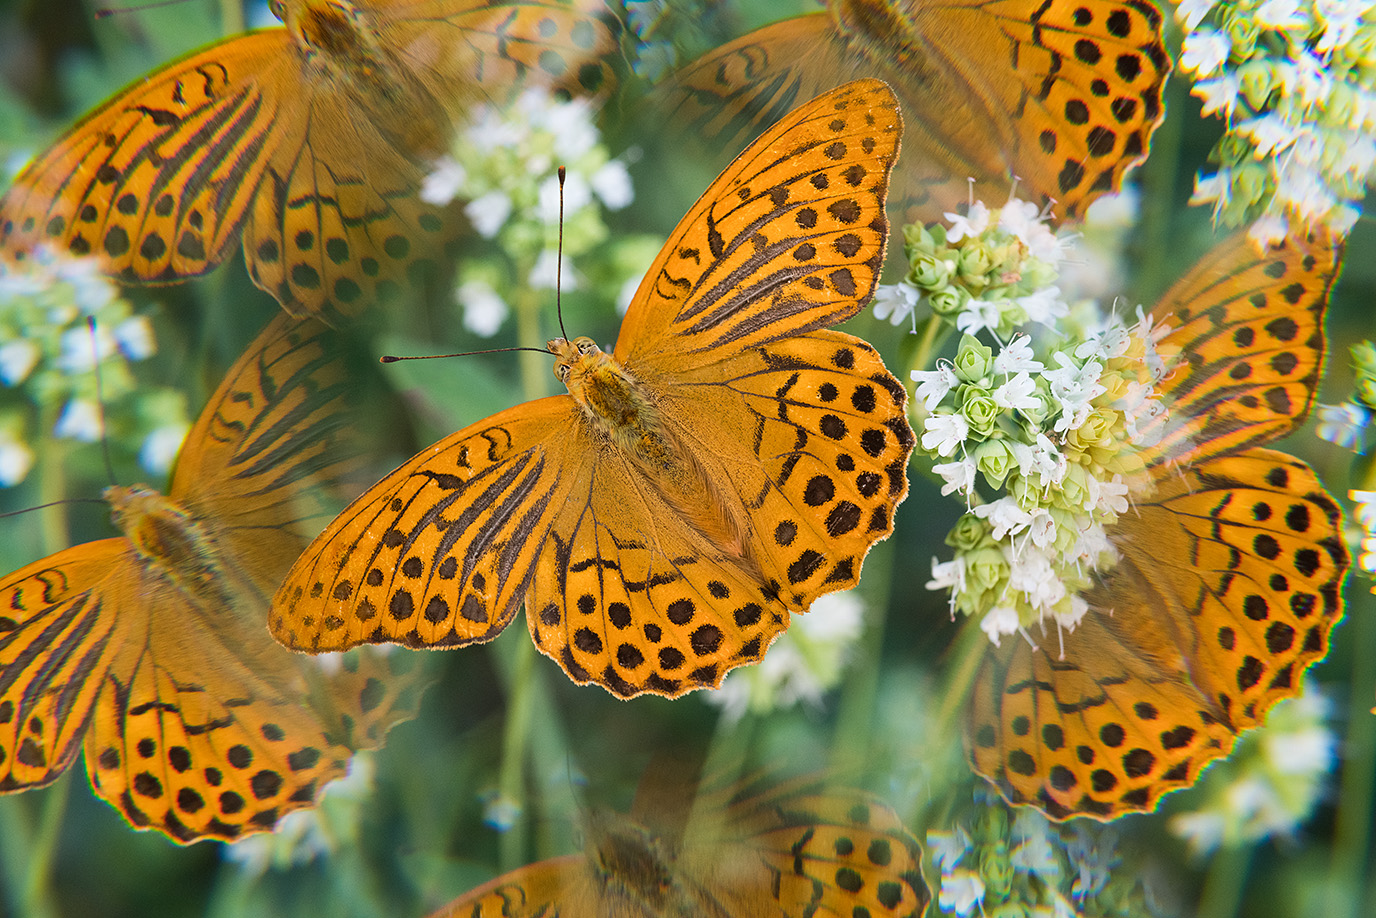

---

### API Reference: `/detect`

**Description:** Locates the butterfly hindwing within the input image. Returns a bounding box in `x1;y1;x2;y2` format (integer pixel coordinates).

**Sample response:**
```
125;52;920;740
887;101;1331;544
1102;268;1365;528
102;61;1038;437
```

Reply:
969;448;1347;819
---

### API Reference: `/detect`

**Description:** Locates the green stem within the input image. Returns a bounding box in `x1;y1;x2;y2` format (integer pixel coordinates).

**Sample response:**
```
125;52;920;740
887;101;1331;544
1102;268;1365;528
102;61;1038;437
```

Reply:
829;538;893;775
1136;72;1189;297
1326;589;1375;918
1195;842;1252;918
932;614;991;747
908;314;948;380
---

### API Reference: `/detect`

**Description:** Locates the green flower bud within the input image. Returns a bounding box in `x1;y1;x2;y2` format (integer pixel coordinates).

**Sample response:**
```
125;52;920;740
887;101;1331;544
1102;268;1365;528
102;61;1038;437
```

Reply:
1352;341;1376;373
961;389;1001;438
964;546;1008;596
1067;406;1119;452
953;335;994;383
1222;11;1258;60
1230;161;1272;209
929;285;968;317
1237;60;1275;111
958;240;995;285
908;251;951;290
946;513;992;552
980;842;1014;897
1057;462;1092;512
1359;378;1376;409
988;902;1029;918
1213;133;1253;168
974;439;1015;487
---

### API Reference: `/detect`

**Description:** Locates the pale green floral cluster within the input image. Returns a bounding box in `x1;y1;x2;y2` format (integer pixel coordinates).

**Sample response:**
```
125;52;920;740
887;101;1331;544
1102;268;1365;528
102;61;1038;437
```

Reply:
420;89;636;337
1316;340;1376;452
1349;487;1376;583
0;247;189;485
1176;0;1376;242
1168;683;1336;854
873;198;1065;335
705;590;865;721
909;204;1171;643
928;796;1153;918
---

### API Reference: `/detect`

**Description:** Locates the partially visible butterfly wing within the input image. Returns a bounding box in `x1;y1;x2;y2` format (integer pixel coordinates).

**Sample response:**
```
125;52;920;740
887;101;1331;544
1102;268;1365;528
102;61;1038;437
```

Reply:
616;78;900;370
1144;229;1342;465
270;397;585;654
969;448;1348;819
0;542;128;792
0;32;291;286
682;776;929;918
172;314;367;601
425;856;589;918
654;0;1168;220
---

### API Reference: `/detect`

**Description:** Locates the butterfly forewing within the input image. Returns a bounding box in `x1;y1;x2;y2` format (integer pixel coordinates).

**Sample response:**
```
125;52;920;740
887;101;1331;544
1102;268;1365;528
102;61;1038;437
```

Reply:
0;0;619;323
653;0;1168;220
616;78;901;369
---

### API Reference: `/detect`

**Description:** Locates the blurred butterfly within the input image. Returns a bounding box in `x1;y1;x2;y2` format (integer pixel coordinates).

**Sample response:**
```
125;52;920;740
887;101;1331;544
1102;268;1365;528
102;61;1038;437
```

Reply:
969;229;1349;819
0;314;420;842
269;80;914;698
426;770;929;918
0;0;618;323
653;0;1169;221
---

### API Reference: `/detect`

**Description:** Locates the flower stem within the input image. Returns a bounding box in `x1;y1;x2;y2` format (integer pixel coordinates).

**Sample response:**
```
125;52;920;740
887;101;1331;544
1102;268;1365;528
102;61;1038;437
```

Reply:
1196;841;1251;918
829;538;893;774
1325;588;1376;918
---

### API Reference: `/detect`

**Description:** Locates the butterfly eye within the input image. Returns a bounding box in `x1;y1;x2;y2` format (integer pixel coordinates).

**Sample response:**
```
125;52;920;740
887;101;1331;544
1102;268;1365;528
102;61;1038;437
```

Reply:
268;0;286;21
577;338;599;356
555;363;571;383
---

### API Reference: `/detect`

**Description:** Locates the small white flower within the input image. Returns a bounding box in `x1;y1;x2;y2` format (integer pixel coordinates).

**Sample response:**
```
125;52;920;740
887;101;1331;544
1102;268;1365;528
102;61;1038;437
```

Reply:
998;198;1062;262
0;434;34;486
1194;73;1243;118
140;424;188;476
1247;213;1292;247
590;160;634;210
1255;0;1305;28
975;497;1033;540
1175;0;1218;30
927;557;966;592
1315;0;1374;54
54;398;102;442
944;201;990;243
1017;285;1067;325
1316;402;1369;450
873;281;920;327
921;412;969;457
927;827;971;870
938;869;986;917
457;280;509;337
1241;113;1302;157
980;605;1020;644
420;157;468;205
528;249;576;291
911;364;959;411
1094;475;1129;516
954;297;1002;336
1181;29;1231;76
465;189;513;239
114;315;155;360
0;339;39;385
994;372;1040;412
55;324;115;374
934;458;977;496
539;170;593;223
993;335;1043;375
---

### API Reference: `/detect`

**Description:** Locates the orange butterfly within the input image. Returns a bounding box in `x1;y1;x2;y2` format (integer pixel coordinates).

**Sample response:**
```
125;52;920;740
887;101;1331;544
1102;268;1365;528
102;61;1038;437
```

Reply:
652;0;1169;221
0;315;419;842
269;79;913;698
968;229;1349;819
0;0;617;324
425;771;929;918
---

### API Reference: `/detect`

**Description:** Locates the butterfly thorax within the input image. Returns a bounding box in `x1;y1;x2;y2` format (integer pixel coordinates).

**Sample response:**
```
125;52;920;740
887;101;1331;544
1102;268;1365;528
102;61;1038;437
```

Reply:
283;0;449;158
105;485;233;607
832;0;929;73
551;337;757;567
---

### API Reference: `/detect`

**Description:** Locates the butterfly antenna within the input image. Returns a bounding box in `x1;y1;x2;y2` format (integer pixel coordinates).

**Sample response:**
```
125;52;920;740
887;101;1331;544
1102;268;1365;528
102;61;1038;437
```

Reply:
380;346;548;363
556;166;569;343
94;0;191;18
86;317;118;487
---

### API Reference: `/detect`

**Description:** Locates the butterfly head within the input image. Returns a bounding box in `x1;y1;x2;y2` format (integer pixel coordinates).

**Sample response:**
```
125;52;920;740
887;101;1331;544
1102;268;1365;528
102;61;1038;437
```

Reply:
105;484;222;591
583;810;676;908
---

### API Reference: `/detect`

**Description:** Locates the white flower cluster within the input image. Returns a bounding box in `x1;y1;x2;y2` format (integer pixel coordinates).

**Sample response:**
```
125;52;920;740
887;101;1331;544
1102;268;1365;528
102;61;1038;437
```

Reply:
421;89;635;336
705;590;865;721
929;800;1142;917
911;206;1171;644
874;197;1066;337
1177;0;1376;243
1352;488;1376;580
0;247;186;483
1168;682;1336;854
